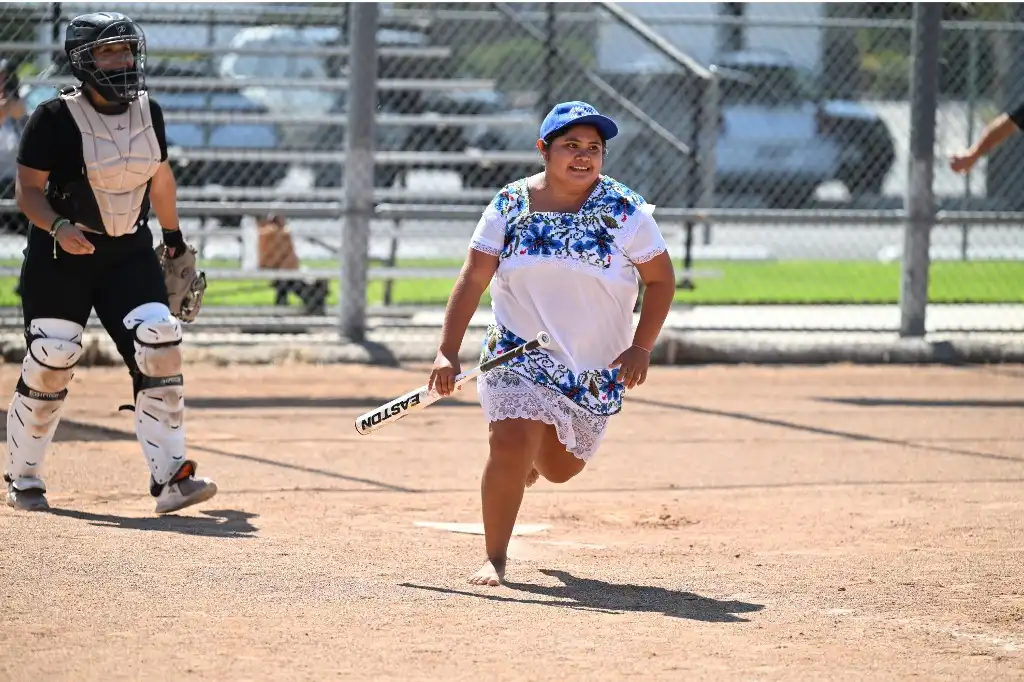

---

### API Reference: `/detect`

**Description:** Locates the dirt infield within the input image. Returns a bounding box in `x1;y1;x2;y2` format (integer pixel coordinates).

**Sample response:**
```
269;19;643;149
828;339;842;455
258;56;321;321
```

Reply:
0;362;1022;681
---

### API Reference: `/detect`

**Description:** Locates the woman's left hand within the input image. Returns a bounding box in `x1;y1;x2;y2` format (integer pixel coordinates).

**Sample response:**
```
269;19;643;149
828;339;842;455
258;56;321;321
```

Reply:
609;344;651;390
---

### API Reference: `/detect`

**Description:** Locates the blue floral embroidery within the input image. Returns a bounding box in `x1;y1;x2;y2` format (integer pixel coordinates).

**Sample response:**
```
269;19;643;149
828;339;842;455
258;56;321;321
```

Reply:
560;371;591;403
493;185;525;215
521;222;565;256
598;370;624;402
495;327;522;355
572;225;614;260
599;190;639;223
491;176;645;271
480;324;624;416
582;177;644;219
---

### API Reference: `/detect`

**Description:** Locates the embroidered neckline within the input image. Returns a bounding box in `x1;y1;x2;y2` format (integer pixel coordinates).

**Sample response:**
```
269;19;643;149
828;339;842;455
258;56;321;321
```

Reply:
485;174;648;272
521;175;607;218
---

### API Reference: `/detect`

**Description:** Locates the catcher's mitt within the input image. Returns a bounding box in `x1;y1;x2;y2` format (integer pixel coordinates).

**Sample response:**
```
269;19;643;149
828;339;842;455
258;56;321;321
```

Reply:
156;243;207;323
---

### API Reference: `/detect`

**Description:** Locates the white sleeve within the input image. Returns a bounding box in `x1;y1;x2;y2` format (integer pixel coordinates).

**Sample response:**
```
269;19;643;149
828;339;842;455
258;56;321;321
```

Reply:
622;203;668;264
468;201;506;257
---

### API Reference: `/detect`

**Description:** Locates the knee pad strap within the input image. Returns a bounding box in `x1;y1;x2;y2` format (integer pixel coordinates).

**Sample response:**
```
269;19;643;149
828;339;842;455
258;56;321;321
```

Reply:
6;318;84;483
122;303;187;486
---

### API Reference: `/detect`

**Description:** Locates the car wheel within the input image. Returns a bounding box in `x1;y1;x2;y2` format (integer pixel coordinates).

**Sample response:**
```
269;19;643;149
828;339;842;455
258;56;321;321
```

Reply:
843;167;887;196
767;183;817;209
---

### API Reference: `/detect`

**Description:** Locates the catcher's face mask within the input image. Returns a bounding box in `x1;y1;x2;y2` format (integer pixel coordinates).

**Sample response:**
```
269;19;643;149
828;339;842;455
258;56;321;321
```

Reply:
68;27;146;104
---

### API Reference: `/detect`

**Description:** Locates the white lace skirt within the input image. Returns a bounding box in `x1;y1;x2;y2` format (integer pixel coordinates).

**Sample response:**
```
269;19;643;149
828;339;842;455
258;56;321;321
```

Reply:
476;366;610;461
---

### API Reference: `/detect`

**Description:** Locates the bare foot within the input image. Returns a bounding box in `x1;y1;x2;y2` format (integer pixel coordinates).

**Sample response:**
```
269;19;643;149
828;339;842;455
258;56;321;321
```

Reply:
525;467;539;488
468;558;506;586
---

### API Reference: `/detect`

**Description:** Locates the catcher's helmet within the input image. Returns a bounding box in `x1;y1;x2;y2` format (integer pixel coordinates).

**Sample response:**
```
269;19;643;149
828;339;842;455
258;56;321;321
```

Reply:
64;12;146;104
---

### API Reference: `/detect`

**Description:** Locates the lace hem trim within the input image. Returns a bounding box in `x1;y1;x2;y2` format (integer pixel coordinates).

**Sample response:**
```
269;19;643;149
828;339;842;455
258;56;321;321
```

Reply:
477;368;609;461
629;245;666;264
470;241;502;257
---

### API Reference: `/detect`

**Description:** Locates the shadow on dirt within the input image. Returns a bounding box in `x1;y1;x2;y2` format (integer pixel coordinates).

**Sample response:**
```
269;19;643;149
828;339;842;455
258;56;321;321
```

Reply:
190;443;421;493
631;397;1021;464
43;508;259;538
817;397;1024;409
185;393;479;409
184;396;479;410
946;363;1024;380
402;569;764;622
0;410;134;442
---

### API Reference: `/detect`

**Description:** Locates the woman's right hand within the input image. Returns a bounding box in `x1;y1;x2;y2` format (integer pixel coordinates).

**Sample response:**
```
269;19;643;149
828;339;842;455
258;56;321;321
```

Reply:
428;349;461;396
55;223;95;255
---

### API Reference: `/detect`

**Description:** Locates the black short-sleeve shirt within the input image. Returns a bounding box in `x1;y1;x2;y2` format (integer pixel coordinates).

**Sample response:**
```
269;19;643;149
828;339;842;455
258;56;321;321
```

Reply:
17;90;168;233
1009;101;1024;131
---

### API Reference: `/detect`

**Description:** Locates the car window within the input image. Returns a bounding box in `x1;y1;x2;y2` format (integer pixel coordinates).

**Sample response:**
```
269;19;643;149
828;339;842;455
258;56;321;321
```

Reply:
720;66;814;106
219;27;335;114
224;53;326;81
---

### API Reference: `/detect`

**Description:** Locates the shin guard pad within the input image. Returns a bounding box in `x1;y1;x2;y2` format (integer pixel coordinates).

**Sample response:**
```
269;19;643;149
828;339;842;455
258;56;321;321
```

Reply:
6;318;84;484
124;303;186;486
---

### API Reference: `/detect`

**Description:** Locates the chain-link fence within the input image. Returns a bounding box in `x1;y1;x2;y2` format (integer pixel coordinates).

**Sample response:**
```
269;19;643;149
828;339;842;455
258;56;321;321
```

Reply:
0;2;1021;341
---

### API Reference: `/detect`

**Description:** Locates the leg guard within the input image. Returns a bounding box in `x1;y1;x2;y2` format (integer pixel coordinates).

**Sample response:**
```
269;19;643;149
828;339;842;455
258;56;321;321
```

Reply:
123;302;187;488
5;318;84;491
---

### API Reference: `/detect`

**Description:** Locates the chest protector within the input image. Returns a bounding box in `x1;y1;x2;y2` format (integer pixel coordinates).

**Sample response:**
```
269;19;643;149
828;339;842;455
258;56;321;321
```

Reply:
61;90;161;237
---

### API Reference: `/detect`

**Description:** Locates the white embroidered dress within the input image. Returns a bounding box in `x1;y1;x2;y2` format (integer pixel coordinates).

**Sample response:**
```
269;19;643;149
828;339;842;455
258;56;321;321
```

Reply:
468;175;668;460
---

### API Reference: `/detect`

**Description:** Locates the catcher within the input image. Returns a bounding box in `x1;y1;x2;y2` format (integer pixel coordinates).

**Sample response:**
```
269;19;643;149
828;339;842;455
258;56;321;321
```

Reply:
4;11;214;514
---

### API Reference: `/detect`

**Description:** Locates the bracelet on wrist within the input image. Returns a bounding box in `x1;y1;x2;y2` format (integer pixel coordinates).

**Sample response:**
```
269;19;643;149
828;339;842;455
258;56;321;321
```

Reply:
50;218;71;259
50;217;70;236
632;343;652;353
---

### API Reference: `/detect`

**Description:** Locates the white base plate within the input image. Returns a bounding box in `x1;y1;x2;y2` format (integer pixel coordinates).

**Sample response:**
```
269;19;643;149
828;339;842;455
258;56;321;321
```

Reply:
414;521;551;536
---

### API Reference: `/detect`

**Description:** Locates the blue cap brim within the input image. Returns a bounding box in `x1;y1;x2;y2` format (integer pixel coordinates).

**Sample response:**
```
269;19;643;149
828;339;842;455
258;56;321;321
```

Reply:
549;114;619;141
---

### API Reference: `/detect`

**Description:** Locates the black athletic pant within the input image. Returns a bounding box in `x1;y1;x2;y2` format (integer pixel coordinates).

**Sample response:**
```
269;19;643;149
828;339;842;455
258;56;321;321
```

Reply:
18;224;169;375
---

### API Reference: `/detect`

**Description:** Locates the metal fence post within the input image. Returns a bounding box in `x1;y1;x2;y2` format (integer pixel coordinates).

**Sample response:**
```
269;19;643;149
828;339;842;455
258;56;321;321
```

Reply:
340;1;378;341
900;3;941;339
542;3;556;112
961;26;979;260
678;77;700;292
50;3;62;64
699;70;719;247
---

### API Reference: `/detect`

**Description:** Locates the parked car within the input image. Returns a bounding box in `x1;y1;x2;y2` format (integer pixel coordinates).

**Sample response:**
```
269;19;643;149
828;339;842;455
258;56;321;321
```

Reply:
817;99;896;197
426;88;540;189
709;50;842;208
713;51;896;199
309;87;539;193
594;51;841;209
218;25;338;153
221;24;540;195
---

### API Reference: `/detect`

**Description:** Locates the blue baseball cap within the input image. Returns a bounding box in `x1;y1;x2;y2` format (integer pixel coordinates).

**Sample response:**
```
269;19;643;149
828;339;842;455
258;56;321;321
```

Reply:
539;101;619;141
